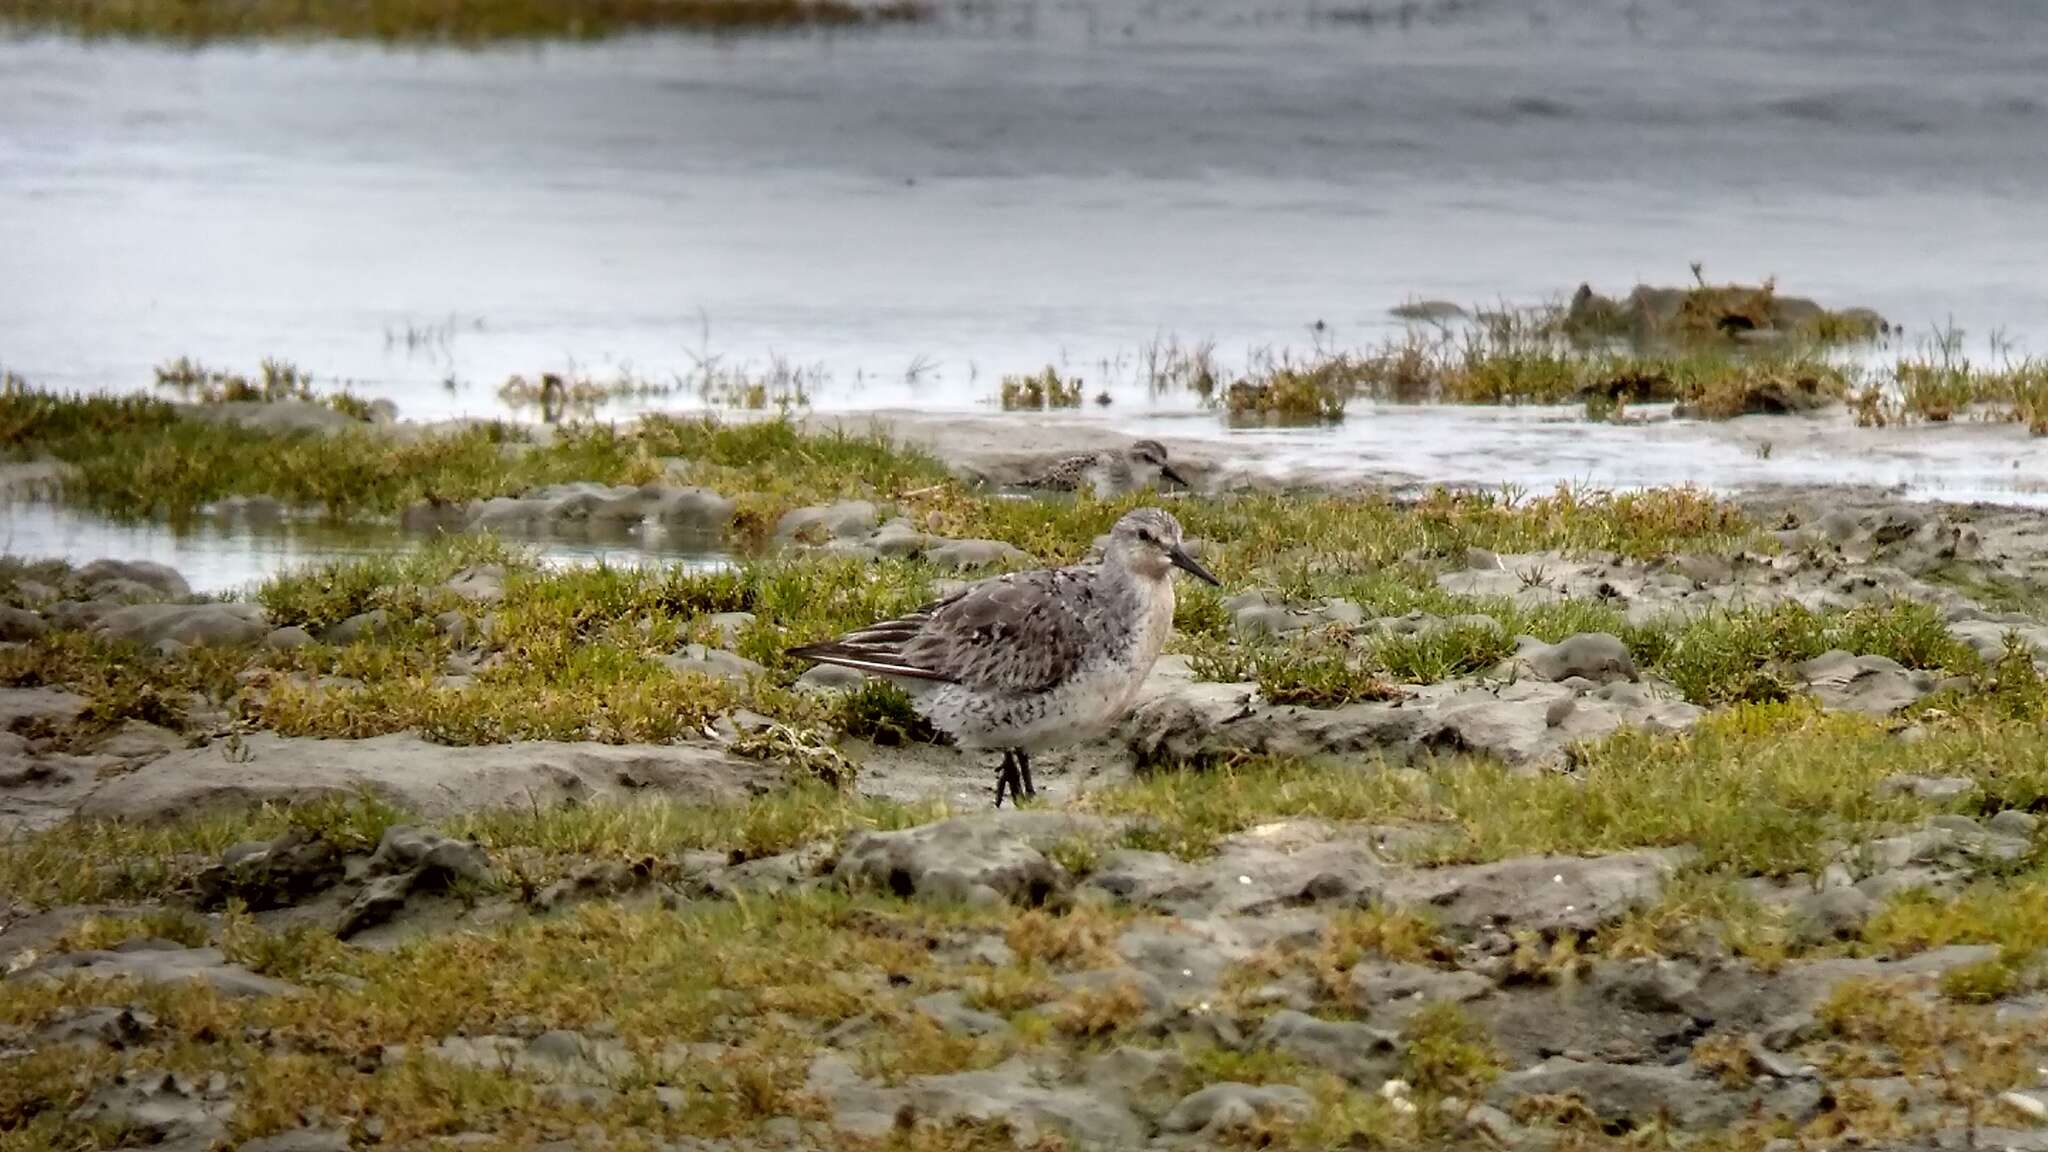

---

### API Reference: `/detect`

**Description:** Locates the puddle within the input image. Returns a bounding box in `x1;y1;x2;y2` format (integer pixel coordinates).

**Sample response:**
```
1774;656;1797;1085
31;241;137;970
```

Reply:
0;503;734;595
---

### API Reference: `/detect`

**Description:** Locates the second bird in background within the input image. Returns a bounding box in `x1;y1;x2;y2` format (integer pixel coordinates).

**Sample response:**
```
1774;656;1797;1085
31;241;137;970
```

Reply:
1022;439;1190;498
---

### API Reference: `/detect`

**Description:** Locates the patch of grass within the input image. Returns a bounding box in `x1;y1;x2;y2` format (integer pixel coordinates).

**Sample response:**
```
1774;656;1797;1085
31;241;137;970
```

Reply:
1223;359;1348;424
1003;905;1124;970
1853;343;2048;433
997;366;1083;411
454;786;941;876
1047;978;1150;1040
1814;976;2033;1113
1091;759;1428;859
1398;1001;1503;1097
0;794;400;907
1185;637;1402;706
257;534;520;632
48;909;211;952
1372;619;1515;684
0;0;930;42
1090;697;2044;876
4;383;948;526
1562;274;1886;348
828;680;945;745
1641;599;1980;707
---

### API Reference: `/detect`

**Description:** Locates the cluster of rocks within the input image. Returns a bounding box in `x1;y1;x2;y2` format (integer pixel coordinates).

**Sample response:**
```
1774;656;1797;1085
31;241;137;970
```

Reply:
772;498;1033;572
14;803;2041;1150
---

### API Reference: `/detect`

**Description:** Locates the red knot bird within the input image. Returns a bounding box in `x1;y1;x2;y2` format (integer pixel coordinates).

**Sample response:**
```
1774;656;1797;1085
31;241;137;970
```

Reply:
788;507;1220;806
1021;439;1189;498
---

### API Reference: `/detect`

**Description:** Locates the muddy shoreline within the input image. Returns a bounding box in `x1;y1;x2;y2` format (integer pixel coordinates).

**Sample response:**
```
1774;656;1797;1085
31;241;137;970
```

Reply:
11;403;2048;1149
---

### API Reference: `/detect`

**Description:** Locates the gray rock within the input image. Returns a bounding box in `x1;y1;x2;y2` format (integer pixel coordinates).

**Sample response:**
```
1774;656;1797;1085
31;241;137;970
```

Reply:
1084;1045;1189;1118
68;1069;230;1146
92;720;185;761
0;686;89;729
702;611;757;647
648;486;735;534
192;827;349;910
0;606;46;641
926;538;1031;572
1488;1059;1752;1130
321;608;394;646
262;625;314;651
1524;633;1637;683
1121;672;1698;773
1224;590;1311;638
95;602;268;647
35;1006;160;1050
1791;886;1876;943
794;664;869;695
339;873;417;938
1318;598;1368;628
869;519;932;558
1991;810;2041;838
1253;1010;1399;1084
912;992;1012;1038
444;566;507;603
75;559;191;599
1880;774;1978;801
1346;961;1492;1022
16;946;296;998
836;812;1098;907
367;826;494;887
534;859;652;910
1160;1082;1314;1136
776;500;879;541
78;732;777;822
660;643;765;682
1797;650;1937;715
1381;850;1688;935
237;1129;352;1152
809;1051;1144;1148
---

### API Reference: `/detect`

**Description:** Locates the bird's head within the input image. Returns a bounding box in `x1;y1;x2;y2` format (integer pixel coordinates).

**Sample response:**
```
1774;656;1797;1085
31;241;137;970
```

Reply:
1107;507;1218;586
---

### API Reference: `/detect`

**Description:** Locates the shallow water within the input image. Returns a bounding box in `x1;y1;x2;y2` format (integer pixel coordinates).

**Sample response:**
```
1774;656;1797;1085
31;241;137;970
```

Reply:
0;503;733;595
4;0;2046;417
5;0;2048;580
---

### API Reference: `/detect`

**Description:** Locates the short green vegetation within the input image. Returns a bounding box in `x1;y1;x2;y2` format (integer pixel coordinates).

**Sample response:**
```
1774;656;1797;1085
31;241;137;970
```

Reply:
997;366;1084;411
0;0;929;42
1;381;952;525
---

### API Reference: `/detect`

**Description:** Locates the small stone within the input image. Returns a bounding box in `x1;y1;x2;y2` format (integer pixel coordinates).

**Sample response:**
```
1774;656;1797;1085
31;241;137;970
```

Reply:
660;644;765;682
1991;810;2040;838
1879;774;1977;801
2003;1090;2048;1123
1525;633;1637;683
262;626;314;651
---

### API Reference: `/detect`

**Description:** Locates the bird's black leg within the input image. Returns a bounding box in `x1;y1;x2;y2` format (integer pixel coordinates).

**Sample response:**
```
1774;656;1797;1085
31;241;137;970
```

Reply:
1017;750;1035;799
994;750;1019;809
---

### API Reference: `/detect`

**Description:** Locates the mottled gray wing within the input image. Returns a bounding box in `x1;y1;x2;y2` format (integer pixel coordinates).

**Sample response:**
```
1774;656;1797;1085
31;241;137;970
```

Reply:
788;565;1097;693
1020;453;1091;491
902;566;1098;692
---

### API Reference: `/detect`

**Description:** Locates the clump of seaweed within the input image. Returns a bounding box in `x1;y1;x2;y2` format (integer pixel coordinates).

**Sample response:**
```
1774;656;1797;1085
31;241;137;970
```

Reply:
1223;357;1350;424
998;367;1084;411
152;357;380;420
1560;267;1889;348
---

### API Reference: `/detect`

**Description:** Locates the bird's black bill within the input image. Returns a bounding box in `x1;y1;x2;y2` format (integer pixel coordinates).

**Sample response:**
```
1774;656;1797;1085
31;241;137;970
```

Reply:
1159;464;1192;488
1168;546;1221;586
